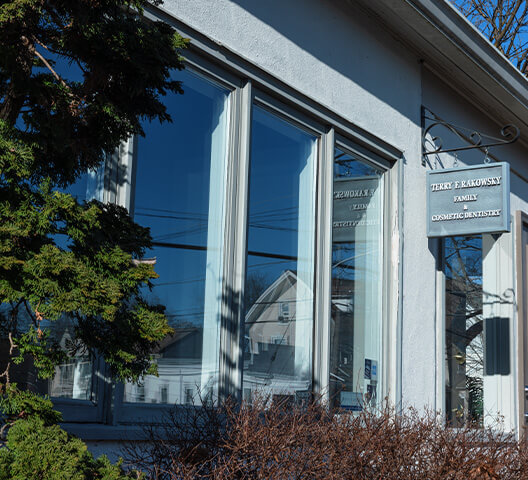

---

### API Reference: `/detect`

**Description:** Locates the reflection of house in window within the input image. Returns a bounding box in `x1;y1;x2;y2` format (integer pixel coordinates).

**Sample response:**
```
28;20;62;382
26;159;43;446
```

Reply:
136;385;146;403
244;270;298;380
271;335;288;345
160;385;168;404
278;302;290;323
44;326;93;400
329;276;356;403
123;327;206;405
243;270;312;401
184;386;194;405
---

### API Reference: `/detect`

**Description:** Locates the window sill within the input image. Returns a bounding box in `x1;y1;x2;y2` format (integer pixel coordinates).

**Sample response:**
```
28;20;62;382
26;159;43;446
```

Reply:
61;423;154;441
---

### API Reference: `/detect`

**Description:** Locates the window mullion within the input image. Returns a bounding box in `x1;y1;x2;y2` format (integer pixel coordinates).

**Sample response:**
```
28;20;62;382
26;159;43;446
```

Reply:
219;80;253;402
313;128;334;401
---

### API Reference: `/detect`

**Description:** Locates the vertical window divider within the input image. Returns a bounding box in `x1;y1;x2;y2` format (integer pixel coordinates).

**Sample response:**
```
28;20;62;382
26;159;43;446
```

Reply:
107;136;137;424
313;127;334;402
381;166;391;409
219;80;253;403
385;162;399;409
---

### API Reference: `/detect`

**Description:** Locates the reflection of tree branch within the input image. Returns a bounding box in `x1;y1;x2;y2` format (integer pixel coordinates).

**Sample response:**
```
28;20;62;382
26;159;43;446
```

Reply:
464;320;483;348
465;309;482;321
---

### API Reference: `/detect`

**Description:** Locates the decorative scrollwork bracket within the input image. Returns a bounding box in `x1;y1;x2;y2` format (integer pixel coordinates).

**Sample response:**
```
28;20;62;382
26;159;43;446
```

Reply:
421;106;520;166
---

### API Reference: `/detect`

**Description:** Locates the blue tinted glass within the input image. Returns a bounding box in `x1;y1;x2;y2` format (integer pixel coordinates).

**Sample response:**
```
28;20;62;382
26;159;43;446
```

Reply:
124;69;230;405
243;106;316;404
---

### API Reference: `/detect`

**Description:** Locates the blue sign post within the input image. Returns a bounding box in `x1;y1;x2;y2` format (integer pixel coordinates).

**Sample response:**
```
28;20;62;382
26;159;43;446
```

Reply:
427;163;510;238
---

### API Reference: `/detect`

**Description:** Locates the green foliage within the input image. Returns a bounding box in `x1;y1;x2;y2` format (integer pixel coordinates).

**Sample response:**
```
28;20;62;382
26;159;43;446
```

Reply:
0;416;137;479
0;383;61;427
0;0;187;388
0;0;187;476
0;0;188;185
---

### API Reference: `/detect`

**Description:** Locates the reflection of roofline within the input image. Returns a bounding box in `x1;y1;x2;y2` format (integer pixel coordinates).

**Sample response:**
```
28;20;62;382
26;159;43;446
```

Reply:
245;270;359;322
245;270;301;321
156;327;200;352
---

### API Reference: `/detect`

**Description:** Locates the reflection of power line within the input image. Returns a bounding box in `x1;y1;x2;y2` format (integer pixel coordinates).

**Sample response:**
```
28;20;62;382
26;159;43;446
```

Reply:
152;241;298;262
154;277;206;286
249;194;297;208
152;241;207;252
249;224;297;232
137;212;207;222
247;260;293;269
166;312;205;318
136;206;208;218
251;206;298;216
153;225;207;242
138;205;299;222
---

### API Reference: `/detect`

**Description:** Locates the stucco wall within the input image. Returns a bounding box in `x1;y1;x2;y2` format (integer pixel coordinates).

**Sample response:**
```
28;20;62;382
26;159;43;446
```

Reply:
162;0;421;152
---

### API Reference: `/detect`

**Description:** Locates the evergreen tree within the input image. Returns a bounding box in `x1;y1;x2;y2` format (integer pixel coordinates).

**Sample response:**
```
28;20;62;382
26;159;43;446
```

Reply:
0;0;187;425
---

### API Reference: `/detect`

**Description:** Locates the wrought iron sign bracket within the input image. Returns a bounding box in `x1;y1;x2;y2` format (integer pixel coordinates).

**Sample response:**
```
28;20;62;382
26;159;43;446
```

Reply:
421;106;520;166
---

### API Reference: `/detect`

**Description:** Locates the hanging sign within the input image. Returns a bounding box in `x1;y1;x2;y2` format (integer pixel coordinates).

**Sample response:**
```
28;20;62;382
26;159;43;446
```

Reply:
332;177;380;243
427;162;510;237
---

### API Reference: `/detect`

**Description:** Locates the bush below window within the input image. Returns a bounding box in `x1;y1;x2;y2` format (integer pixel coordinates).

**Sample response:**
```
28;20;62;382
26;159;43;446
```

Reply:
126;398;528;480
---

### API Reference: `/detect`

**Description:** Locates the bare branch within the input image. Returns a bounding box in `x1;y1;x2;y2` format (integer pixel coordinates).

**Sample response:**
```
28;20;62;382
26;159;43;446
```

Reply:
452;0;528;74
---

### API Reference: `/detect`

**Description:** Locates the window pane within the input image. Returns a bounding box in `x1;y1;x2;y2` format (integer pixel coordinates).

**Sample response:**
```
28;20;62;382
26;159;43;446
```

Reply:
41;317;94;400
330;149;383;411
445;235;483;426
243;106;316;405
123;69;230;405
0;168;104;401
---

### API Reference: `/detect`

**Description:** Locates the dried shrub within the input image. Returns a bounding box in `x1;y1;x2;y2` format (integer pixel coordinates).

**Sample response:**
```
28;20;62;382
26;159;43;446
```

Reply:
125;398;528;480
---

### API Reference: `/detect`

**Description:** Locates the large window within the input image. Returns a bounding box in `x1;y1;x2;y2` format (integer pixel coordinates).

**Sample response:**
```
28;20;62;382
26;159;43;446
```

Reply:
14;53;392;427
444;234;513;427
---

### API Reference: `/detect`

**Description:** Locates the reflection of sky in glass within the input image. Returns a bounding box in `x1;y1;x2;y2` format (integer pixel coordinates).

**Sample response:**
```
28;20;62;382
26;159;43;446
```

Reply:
332;149;382;283
246;107;315;286
243;106;316;398
124;69;229;405
334;149;383;179
445;236;483;284
16;50;84;131
134;69;229;328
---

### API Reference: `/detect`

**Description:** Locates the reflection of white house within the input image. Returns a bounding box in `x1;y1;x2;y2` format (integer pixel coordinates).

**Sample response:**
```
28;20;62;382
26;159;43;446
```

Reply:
49;327;91;401
245;270;298;354
243;270;311;402
122;270;374;407
123;327;216;405
123;271;315;405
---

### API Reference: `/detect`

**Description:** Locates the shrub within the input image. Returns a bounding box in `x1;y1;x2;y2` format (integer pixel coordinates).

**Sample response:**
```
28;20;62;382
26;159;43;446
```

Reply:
125;399;528;480
0;416;137;480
